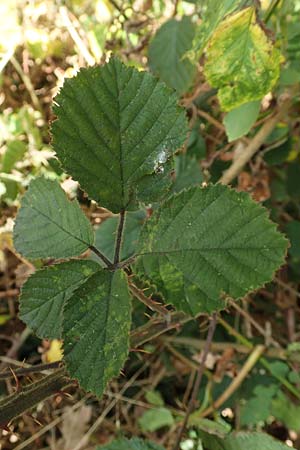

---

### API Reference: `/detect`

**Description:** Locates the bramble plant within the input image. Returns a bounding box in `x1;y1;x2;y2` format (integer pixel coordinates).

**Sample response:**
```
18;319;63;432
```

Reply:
13;57;287;398
6;1;299;447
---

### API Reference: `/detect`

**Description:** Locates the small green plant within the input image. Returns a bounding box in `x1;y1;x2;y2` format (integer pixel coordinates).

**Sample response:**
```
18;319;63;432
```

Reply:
1;0;299;447
13;57;287;400
96;433;296;450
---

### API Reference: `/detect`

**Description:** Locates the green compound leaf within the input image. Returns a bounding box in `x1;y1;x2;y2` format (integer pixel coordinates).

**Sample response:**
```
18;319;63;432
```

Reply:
97;438;165;450
223;100;261;142
138;184;288;315
51;57;188;213
204;7;282;111
199;431;294;450
13;177;94;259
92;210;146;266
63;269;131;397
19;260;100;339
148;16;197;94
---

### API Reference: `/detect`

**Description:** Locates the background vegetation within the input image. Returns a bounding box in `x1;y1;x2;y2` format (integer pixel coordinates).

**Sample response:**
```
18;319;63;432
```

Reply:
0;0;300;449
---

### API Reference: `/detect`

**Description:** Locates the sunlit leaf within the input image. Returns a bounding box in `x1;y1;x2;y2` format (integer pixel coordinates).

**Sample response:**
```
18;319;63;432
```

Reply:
204;7;282;111
51;57;188;213
190;0;241;59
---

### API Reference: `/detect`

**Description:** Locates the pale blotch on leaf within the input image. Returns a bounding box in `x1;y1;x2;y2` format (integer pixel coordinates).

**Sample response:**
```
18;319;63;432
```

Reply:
204;6;282;111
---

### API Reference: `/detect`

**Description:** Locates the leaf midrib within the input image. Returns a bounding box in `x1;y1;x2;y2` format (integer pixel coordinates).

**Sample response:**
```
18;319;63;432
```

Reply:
140;245;285;256
68;273;115;392
110;61;125;207
29;203;91;247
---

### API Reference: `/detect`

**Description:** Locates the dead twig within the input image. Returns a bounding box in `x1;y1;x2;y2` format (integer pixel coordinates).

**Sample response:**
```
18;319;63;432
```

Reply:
172;313;217;450
59;6;95;66
0;289;19;299
10;56;42;112
229;299;281;348
0;362;61;381
219;96;292;185
199;345;265;418
0;328;31;372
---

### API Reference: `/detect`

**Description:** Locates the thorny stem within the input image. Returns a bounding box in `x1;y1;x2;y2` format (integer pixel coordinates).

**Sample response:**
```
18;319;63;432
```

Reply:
162;336;288;360
114;209;126;265
89;245;113;268
0;362;61;381
0;368;72;425
113;255;136;270
90;211;127;269
128;280;170;318
1;311;196;424
130;310;195;348
173;313;217;450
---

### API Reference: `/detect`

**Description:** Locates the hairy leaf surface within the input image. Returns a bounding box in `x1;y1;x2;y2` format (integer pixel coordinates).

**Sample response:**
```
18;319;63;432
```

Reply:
173;153;203;193
138;184;288;314
204;7;281;111
63;270;131;396
14;177;94;259
98;437;165;450
19;260;100;339
51;58;188;212
148;16;196;94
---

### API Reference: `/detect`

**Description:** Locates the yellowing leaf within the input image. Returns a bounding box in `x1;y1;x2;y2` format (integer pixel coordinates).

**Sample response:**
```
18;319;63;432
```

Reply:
204;7;282;111
287;148;299;162
45;339;63;363
190;0;241;59
0;314;11;325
